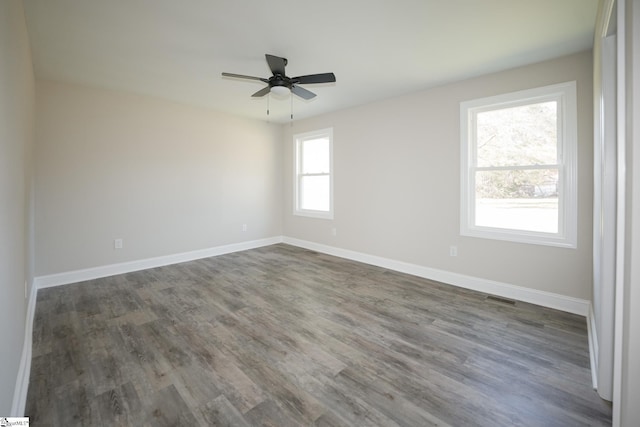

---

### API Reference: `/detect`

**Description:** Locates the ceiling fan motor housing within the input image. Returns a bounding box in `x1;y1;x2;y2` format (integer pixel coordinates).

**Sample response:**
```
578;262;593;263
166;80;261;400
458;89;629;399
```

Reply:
270;76;291;89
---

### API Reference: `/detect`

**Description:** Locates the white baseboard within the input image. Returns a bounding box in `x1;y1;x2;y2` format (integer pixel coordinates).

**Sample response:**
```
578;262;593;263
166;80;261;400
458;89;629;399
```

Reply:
32;235;591;316
16;235;592;415
587;303;599;390
34;236;283;289
11;281;37;416
282;237;590;316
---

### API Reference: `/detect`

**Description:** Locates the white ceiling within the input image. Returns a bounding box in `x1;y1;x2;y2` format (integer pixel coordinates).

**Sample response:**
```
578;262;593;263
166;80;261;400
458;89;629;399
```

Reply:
23;0;599;123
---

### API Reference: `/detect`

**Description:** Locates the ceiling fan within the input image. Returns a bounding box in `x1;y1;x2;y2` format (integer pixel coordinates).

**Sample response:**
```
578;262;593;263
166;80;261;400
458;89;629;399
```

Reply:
222;54;336;100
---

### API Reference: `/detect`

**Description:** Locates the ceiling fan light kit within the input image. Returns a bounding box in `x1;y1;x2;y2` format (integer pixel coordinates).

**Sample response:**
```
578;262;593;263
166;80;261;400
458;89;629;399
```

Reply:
269;85;290;97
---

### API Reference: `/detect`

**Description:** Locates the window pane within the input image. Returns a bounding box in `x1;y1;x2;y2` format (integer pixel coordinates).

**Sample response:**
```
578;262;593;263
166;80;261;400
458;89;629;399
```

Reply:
300;175;330;211
476;101;557;167
302;138;329;174
475;169;558;233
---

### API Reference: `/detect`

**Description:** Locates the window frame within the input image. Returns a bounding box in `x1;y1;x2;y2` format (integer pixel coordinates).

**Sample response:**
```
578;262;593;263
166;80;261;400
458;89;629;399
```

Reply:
293;128;334;219
460;81;577;248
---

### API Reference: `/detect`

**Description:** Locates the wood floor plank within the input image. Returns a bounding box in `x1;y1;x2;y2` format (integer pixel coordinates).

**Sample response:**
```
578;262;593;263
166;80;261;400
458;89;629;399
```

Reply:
95;382;142;426
333;366;453;427
25;244;611;426
200;395;253;427
142;384;200;427
243;400;302;427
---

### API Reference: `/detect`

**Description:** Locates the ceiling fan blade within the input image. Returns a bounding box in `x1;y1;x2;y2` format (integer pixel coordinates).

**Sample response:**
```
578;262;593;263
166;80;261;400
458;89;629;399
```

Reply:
291;85;316;100
251;86;272;97
293;73;336;84
222;72;268;83
265;54;287;76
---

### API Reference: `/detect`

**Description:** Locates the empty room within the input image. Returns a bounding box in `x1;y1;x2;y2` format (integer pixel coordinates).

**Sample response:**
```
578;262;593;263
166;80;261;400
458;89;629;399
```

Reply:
2;0;640;425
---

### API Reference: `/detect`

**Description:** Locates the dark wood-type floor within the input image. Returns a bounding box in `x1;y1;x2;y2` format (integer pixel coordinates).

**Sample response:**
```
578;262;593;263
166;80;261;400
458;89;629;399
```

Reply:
26;244;611;426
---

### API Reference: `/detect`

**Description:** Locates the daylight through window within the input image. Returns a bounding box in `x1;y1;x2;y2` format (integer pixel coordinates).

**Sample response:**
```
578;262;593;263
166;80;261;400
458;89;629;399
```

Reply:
460;82;577;247
294;128;333;219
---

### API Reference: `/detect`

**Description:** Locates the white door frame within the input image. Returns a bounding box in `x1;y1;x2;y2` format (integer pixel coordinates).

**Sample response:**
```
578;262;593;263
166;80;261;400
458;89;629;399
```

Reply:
593;0;618;402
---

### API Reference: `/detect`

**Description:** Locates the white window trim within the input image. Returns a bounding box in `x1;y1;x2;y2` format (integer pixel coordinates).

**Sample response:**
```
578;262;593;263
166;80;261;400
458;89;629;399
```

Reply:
293;128;334;219
460;81;577;248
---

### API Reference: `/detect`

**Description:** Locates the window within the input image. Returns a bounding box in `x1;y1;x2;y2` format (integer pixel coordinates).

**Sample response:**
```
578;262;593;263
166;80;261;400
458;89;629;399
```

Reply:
460;82;577;248
294;128;333;219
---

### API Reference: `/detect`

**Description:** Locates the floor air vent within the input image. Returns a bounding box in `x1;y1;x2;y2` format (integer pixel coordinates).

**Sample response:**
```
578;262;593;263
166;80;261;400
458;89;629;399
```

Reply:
486;295;516;305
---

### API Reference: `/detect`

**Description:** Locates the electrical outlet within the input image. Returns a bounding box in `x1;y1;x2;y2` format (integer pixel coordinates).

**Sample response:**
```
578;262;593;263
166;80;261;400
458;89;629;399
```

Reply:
331;228;337;236
449;245;458;257
114;238;123;249
242;224;247;232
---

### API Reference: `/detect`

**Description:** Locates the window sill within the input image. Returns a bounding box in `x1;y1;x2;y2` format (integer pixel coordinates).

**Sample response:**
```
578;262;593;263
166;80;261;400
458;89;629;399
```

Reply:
294;210;334;220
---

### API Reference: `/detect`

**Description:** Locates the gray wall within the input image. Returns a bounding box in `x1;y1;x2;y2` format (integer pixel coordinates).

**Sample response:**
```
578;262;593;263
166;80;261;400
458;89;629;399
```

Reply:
283;51;594;300
0;0;35;414
35;81;283;276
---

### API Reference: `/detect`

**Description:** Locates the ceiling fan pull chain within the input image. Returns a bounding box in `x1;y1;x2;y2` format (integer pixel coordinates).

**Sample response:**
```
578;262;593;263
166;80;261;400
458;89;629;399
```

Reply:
290;92;294;121
267;93;270;119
